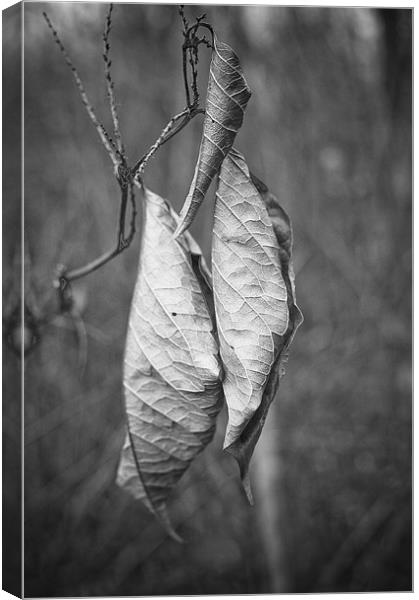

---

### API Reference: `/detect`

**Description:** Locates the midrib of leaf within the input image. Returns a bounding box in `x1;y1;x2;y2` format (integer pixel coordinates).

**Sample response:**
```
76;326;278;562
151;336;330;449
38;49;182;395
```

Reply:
127;419;202;457
118;188;223;541
141;272;202;364
209;71;244;110
124;381;207;442
214;191;287;279
212;248;285;344
129;308;204;396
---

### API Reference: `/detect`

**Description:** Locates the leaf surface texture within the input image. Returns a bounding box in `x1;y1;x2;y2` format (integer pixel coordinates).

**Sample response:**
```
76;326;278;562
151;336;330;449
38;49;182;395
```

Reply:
116;187;223;539
212;149;303;500
175;37;251;237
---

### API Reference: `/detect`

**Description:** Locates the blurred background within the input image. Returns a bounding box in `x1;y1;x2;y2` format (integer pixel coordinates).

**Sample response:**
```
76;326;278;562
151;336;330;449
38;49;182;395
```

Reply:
3;2;411;596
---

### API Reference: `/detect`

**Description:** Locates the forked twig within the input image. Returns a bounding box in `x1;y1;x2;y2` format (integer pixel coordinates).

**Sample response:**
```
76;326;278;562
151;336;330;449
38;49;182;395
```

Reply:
59;181;137;284
181;13;214;109
43;11;119;167
46;4;211;303
130;8;212;176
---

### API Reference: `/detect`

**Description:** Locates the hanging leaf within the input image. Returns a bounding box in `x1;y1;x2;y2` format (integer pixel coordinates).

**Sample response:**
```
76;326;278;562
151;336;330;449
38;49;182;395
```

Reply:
116;187;223;540
212;149;303;502
174;36;251;238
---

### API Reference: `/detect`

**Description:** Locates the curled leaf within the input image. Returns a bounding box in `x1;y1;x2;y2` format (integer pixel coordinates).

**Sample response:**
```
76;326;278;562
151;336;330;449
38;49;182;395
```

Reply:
174;36;251;238
116;187;223;540
212;149;302;501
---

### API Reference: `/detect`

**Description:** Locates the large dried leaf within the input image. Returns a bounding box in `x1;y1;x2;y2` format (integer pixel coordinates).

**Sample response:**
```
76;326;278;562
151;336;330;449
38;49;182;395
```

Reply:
116;187;223;540
212;149;303;501
174;36;251;238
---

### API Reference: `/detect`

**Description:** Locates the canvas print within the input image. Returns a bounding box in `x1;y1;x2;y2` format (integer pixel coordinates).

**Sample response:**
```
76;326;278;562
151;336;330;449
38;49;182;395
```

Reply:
2;2;412;597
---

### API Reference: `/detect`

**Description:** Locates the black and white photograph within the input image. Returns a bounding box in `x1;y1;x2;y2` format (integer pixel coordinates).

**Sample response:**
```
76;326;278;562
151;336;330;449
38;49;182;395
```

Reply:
2;1;412;597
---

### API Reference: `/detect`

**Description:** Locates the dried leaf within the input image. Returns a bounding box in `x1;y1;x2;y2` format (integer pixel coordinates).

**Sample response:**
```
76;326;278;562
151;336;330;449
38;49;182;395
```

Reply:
174;36;251;238
212;149;303;501
116;187;223;540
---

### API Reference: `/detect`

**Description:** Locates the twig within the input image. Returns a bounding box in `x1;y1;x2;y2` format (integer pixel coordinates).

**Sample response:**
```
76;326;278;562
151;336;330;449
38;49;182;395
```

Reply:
182;18;214;109
127;183;137;244
178;5;189;32
58;182;137;285
160;107;205;144
47;6;209;302
43;11;119;168
132;107;204;176
103;3;124;157
131;10;211;176
179;6;191;107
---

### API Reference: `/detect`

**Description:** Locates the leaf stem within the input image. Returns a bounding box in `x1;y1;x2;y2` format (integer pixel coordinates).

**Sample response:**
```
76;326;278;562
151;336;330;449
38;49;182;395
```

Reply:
58;182;137;285
132;107;204;176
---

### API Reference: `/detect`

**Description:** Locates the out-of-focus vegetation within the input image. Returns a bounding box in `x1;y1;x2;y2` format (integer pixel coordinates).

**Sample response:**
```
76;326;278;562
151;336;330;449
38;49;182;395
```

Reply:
3;3;411;595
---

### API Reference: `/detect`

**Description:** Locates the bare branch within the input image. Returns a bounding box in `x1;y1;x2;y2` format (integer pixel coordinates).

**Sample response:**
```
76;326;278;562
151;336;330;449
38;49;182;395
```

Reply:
56;180;137;288
47;7;211;299
154;107;205;146
58;248;121;285
132;108;189;176
103;3;124;158
127;183;138;246
43;11;119;167
179;6;191;107
181;18;214;109
178;5;189;32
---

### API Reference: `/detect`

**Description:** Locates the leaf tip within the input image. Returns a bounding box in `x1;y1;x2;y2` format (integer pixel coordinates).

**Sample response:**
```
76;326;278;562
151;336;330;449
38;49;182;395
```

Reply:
155;504;185;543
166;526;185;544
224;442;255;505
241;471;254;505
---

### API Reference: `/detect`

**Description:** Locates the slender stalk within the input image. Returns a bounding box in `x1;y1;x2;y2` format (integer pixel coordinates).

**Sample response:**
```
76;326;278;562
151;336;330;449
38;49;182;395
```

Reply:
48;6;210;298
60;182;137;284
43;11;119;167
132;108;204;176
158;108;204;145
117;185;129;245
103;3;124;157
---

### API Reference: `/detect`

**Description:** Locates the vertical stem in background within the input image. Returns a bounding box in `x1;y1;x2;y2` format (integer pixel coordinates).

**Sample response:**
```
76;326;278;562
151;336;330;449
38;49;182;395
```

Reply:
252;399;290;593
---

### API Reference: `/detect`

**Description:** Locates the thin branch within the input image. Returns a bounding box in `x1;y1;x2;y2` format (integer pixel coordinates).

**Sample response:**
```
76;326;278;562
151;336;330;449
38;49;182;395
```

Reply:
103;3;124;157
48;8;210;299
57;181;137;286
182;42;191;108
157;107;204;145
117;184;129;246
178;5;189;32
182;19;214;108
127;183;138;245
132;107;198;176
43;11;119;167
59;248;121;284
179;6;191;107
